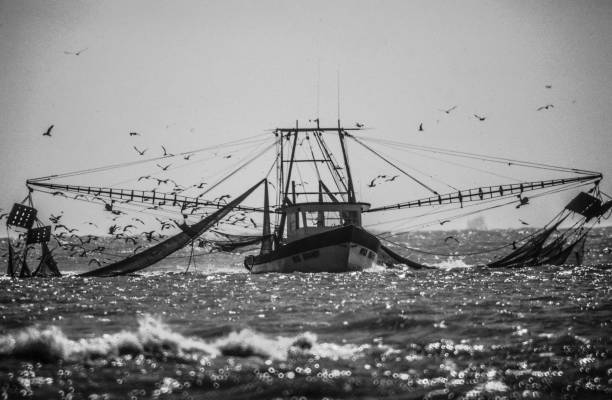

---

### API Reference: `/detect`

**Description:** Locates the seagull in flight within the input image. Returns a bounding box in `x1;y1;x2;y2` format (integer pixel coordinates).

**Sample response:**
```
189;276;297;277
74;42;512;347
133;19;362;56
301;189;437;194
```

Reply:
133;146;147;155
49;213;63;223
355;122;364;128
129;132;140;136
516;195;530;209
439;105;457;114
519;219;529;226
536;104;554;111
156;163;172;171
43;125;54;136
64;48;88;56
418;123;424;132
213;194;231;205
474;114;486;121
385;175;399;182
161;145;173;156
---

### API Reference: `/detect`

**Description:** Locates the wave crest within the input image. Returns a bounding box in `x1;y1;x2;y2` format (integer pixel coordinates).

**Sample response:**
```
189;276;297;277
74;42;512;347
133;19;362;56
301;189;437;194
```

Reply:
0;315;366;363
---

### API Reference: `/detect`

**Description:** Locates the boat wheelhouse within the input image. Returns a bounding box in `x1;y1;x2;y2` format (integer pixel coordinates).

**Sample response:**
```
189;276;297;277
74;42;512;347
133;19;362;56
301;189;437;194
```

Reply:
246;202;379;273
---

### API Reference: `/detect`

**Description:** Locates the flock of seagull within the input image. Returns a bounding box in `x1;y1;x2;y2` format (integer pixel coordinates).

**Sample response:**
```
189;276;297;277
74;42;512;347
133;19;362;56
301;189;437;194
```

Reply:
31;119;255;266
35;116;541;257
34;190;248;267
30;75;559;261
415;86;555;133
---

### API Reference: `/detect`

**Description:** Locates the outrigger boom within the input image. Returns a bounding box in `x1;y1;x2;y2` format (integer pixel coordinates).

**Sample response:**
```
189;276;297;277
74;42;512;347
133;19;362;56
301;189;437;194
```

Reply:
366;174;602;212
25;181;270;214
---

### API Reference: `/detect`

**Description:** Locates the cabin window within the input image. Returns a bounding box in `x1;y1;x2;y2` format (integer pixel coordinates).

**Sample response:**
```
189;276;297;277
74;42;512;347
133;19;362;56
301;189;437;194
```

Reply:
288;212;297;232
359;248;368;256
300;211;340;228
342;211;360;226
367;251;375;260
286;206;363;236
302;211;315;227
323;211;342;227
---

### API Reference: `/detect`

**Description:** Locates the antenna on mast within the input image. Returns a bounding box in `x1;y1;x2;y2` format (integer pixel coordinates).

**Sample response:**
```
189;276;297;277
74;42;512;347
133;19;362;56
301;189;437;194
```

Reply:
337;68;341;121
316;59;320;120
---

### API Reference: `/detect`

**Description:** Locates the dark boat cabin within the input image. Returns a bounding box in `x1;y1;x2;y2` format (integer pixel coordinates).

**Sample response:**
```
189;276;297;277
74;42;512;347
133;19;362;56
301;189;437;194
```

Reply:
282;202;371;242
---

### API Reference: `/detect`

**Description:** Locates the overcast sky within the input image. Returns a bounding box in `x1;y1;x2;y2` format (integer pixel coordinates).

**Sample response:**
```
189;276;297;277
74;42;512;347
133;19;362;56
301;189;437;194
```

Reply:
1;0;611;231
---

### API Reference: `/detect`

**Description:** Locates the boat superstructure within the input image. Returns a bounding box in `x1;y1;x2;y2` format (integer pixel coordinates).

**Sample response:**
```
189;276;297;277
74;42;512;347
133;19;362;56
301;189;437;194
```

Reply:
246;121;380;273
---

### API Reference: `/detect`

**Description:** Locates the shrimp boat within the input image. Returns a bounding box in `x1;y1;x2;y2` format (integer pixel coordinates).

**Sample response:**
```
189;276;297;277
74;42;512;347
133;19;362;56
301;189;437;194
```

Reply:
4;120;611;277
244;123;380;273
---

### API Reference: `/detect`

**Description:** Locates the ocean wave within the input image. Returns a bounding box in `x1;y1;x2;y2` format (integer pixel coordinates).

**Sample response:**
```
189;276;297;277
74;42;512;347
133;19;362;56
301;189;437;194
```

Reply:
0;315;369;363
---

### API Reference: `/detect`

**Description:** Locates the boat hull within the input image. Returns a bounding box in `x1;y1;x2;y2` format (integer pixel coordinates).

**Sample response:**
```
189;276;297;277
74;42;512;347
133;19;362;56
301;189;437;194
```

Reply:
245;225;380;274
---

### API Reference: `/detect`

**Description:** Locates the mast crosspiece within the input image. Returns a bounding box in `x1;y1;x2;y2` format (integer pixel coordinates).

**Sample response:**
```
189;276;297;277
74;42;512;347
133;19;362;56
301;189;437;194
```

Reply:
273;121;360;238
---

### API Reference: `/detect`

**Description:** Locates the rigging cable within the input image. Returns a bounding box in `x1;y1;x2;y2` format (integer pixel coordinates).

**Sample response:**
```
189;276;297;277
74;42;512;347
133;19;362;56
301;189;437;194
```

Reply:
196;141;276;198
368;139;524;183
306;134;323;184
313;131;349;200
320;131;350;193
364;143;460;191
29;134;271;182
360;137;598;175
346;133;440;195
109;136;273;189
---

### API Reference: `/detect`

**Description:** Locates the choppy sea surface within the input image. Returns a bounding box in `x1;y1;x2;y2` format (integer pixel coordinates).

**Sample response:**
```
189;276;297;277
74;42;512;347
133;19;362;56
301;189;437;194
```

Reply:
1;228;611;399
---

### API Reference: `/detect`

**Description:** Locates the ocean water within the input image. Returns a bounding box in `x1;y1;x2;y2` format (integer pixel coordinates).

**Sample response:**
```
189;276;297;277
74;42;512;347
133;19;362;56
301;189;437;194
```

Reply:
1;228;611;399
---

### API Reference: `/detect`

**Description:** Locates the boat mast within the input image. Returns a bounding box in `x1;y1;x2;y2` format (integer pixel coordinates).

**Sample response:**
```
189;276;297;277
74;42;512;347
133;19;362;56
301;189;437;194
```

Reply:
275;121;299;243
283;120;299;201
277;130;284;209
337;120;356;203
260;179;272;254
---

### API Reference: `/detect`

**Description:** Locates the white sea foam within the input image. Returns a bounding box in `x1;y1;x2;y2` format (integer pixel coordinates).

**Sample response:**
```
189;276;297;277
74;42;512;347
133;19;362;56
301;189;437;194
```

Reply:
432;259;474;270
364;263;388;273
465;380;509;398
0;315;369;363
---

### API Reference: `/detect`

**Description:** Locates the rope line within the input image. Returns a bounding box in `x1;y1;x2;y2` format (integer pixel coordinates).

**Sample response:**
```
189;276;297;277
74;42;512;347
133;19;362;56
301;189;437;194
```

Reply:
197;141;276;197
346;134;440;195
360;137;598;175
370;139;524;183
28;134;271;182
